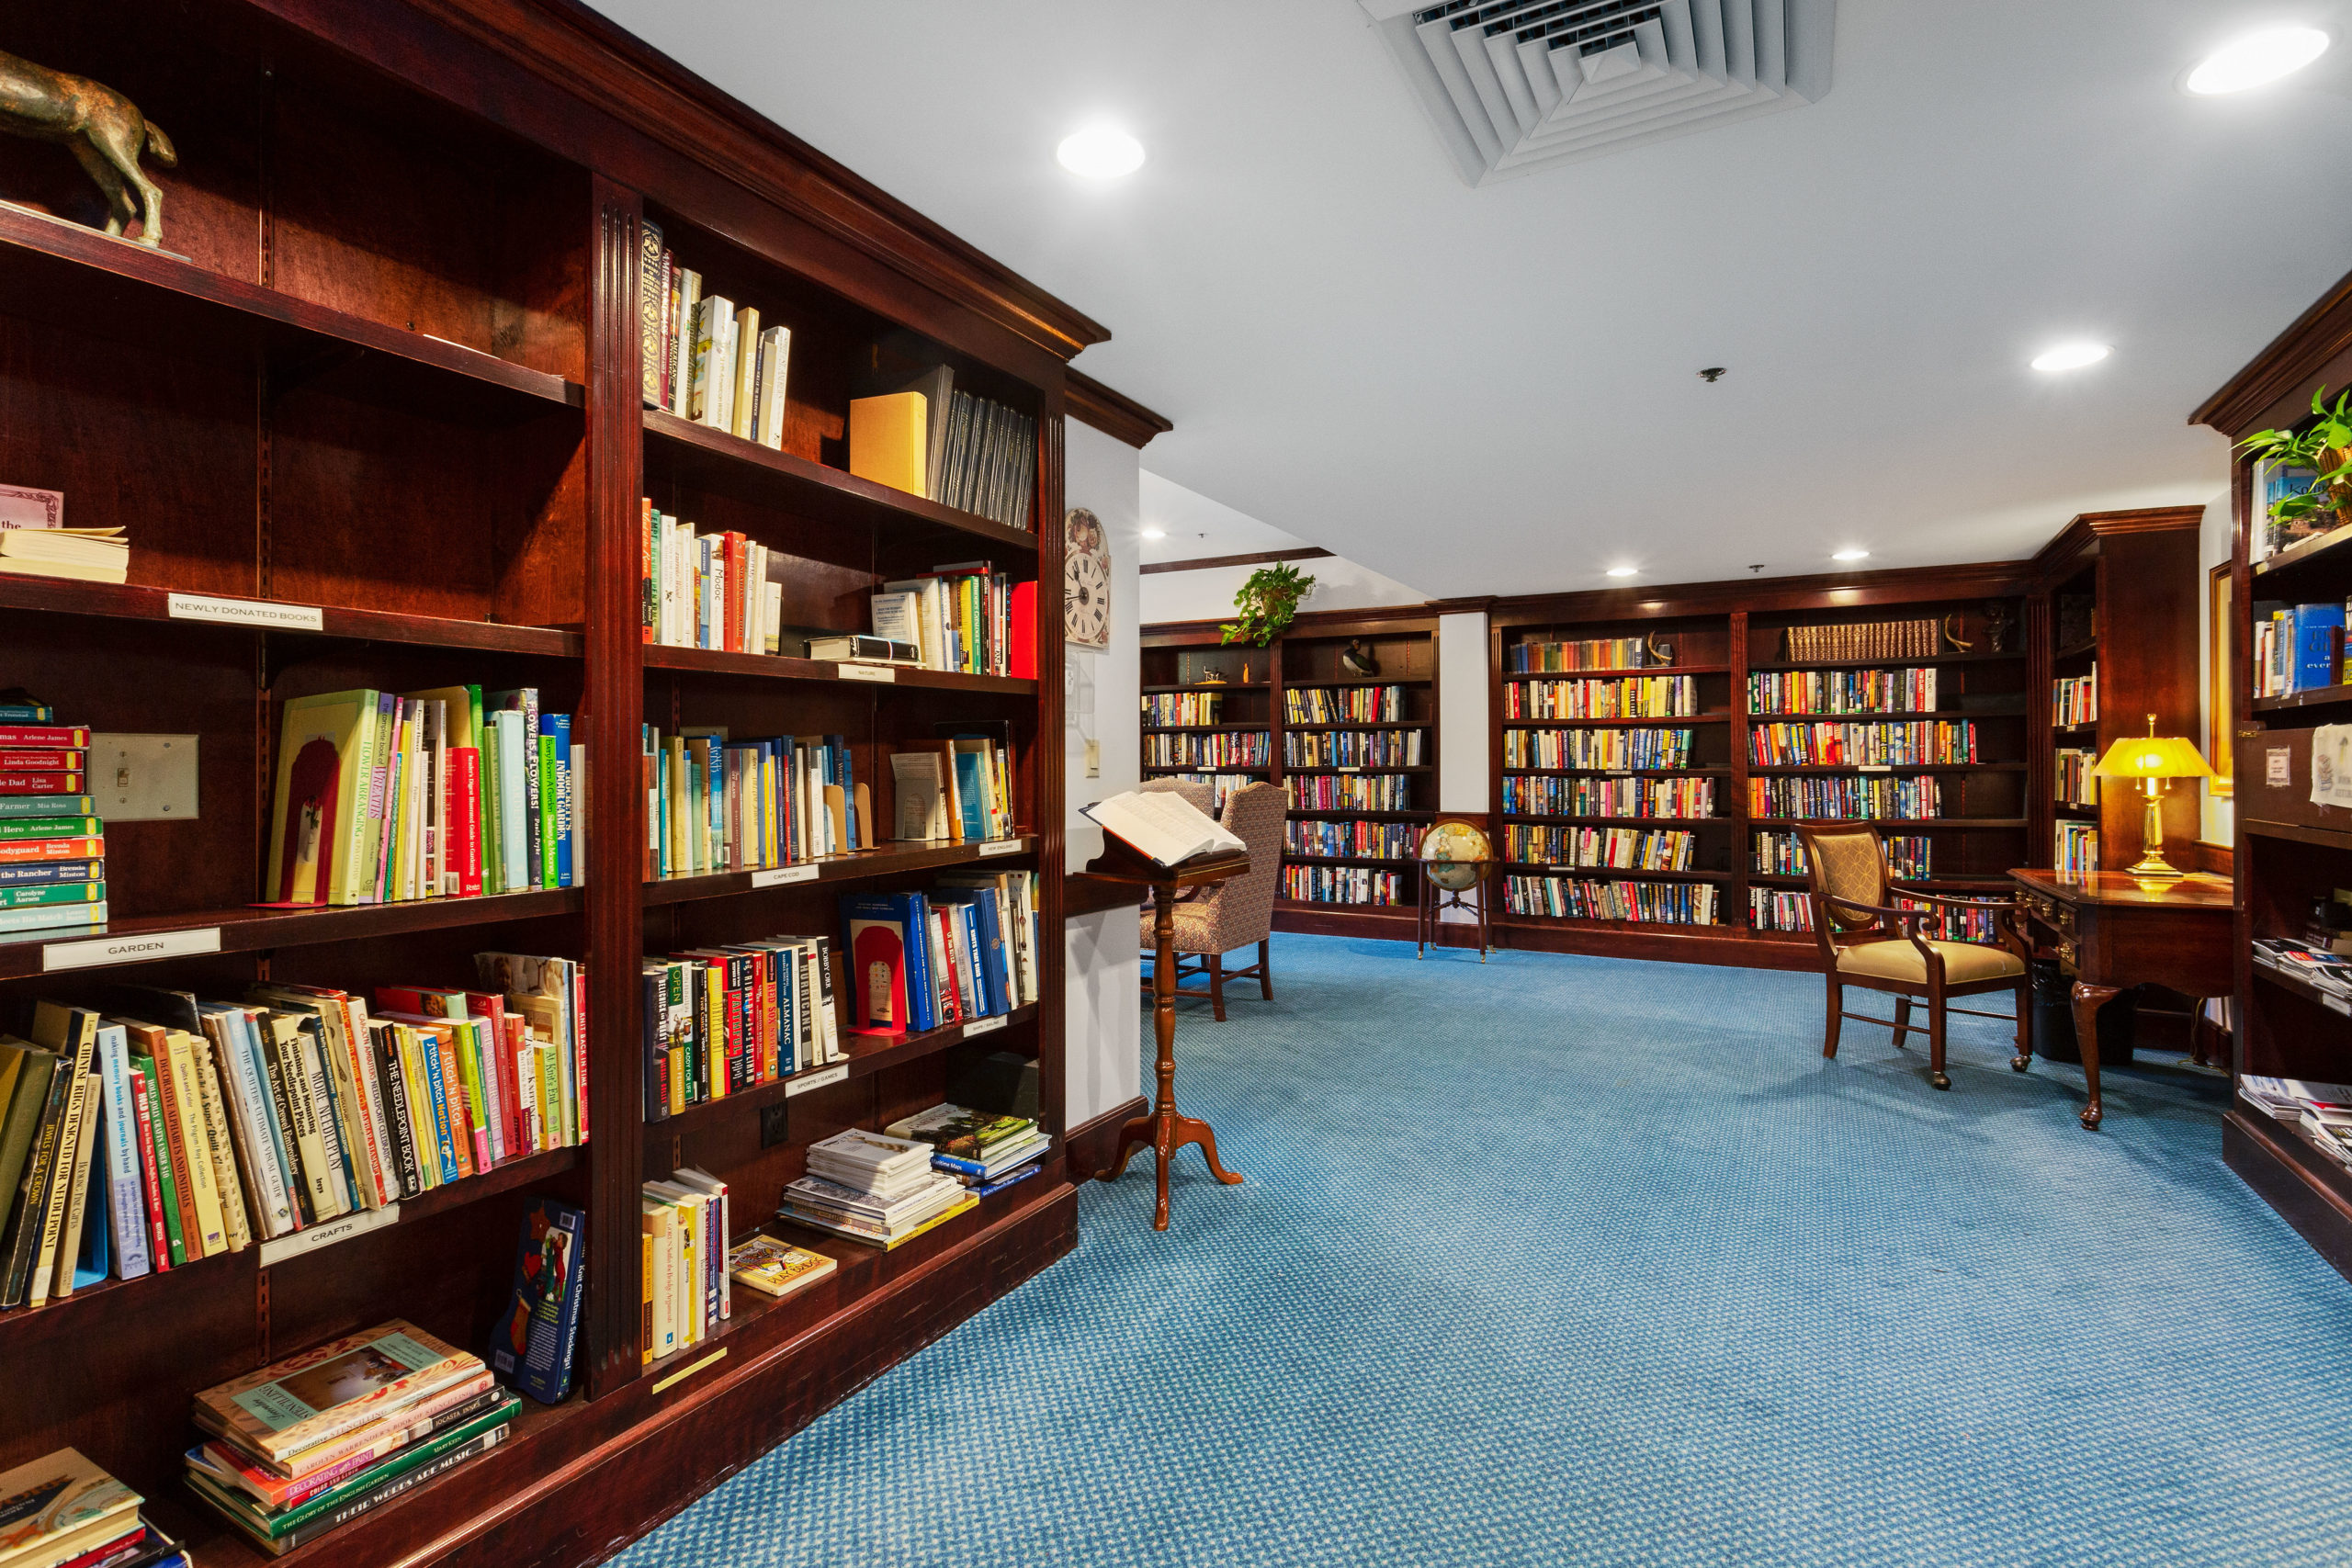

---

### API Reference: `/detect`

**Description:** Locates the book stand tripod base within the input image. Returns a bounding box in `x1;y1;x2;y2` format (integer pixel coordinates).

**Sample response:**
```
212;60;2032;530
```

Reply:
1080;846;1252;1230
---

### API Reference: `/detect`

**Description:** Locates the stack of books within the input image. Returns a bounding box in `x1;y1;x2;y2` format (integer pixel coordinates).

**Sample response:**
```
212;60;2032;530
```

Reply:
0;1448;186;1568
1500;675;1695;721
0;696;103;938
641;502;781;653
2241;1072;2352;1163
639;1167;731;1365
1782;618;1939;661
886;1102;1050;1196
839;872;1040;1036
185;1321;519;1557
0;488;127;583
637;222;792;448
640;936;841;1120
776;1128;976;1249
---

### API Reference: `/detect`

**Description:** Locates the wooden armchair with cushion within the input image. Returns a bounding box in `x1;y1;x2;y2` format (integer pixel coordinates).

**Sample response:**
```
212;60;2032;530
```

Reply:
1799;821;2030;1092
1136;778;1286;1021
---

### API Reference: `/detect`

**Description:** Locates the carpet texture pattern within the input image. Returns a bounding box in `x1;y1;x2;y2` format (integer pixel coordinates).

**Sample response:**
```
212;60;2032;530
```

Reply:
608;935;2346;1567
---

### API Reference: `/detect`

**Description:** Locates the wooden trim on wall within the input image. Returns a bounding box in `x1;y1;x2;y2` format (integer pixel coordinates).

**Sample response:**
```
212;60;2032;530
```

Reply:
2030;505;2205;584
1139;547;1333;578
1143;599;1438;638
1065;1096;1148;1182
2194;265;2352;437
1487;558;2038;624
2194;840;2234;878
1066;369;1173;448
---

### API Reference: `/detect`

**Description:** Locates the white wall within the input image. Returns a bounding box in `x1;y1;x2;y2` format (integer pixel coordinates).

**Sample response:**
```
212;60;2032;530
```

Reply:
1062;420;1144;1129
1438;612;1488;814
1138;552;1428;625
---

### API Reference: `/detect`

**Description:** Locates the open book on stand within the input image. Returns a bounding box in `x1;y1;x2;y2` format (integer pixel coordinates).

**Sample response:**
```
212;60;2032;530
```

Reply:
1080;790;1244;869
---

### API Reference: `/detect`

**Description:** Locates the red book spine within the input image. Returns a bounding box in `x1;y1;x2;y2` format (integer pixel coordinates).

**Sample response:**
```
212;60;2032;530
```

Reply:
453;747;483;897
470;995;525;1156
126;1069;172;1271
0;750;81;770
0;836;103;863
725;532;747;652
435;1035;478;1179
502;1015;531;1153
0;727;88;746
1008;580;1037;680
0;772;83;794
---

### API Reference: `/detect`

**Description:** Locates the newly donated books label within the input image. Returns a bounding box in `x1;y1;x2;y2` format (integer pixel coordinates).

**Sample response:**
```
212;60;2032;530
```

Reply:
45;925;221;971
257;1201;400;1269
166;592;326;632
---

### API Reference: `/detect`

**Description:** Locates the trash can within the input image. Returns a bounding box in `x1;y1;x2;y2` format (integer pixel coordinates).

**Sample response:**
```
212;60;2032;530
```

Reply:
2030;956;2134;1066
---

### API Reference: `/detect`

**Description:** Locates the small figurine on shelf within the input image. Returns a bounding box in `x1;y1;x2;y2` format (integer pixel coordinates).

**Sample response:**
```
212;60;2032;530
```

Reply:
1942;614;1973;653
1199;663;1227;685
1982;601;2015;653
1645;632;1676;666
0;51;178;248
1340;640;1380;678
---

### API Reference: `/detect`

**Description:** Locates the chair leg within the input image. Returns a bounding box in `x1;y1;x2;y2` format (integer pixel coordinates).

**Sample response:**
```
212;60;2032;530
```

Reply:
1258;937;1273;999
1928;985;1951;1090
1210;952;1227;1022
1891;996;1911;1050
2010;977;2032;1072
1823;976;1843;1059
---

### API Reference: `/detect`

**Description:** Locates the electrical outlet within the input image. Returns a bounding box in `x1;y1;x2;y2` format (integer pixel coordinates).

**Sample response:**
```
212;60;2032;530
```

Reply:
759;1102;789;1148
1084;739;1100;777
92;734;198;822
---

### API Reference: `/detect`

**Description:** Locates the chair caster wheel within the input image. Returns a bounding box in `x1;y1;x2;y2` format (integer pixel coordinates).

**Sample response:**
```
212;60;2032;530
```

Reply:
2010;1055;2030;1073
1930;1072;1951;1090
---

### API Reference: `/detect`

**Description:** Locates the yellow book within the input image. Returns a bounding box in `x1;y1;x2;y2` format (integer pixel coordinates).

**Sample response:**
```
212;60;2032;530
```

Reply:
263;689;379;906
848;391;928;496
396;1025;441;1190
641;1200;676;1360
879;1193;978;1251
640;1228;656;1366
164;1032;228;1258
729;305;761;441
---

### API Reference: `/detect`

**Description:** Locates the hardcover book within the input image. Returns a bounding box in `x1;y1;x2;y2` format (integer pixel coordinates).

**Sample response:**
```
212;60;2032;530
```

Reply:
0;1447;140;1562
490;1197;585;1404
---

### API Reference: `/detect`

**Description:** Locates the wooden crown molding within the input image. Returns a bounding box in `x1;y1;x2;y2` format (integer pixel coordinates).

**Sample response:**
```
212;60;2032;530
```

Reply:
1066;370;1173;448
1138;547;1330;578
2030;504;2206;582
1487;558;2037;625
2193;265;2352;437
1142;600;1442;640
401;0;1112;362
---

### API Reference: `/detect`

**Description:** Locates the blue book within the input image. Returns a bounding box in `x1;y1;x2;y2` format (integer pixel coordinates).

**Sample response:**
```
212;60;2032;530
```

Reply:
547;715;574;889
490;1196;586;1404
932;892;1008;1017
2294;603;2346;692
416;1023;460;1183
826;735;857;847
950;751;989;842
900;892;937;1032
93;1027;146;1282
0;861;100;886
0;705;52;722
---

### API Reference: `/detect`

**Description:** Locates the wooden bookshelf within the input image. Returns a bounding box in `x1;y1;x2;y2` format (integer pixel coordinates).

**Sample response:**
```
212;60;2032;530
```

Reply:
2196;266;2352;1283
1140;609;1440;938
0;3;1095;1564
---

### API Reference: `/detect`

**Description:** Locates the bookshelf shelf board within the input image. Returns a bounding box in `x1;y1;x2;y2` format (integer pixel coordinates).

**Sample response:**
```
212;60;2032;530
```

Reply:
1747;651;2026;671
1284;808;1436;820
1500;716;1730;728
1282;852;1416;867
644;409;1038;557
1272;897;1410;913
1747;707;2026;722
2253;521;2352;581
2053;638;2098;662
1494;912;1727;933
652;1004;1041;1135
1141;764;1269;774
640;837;1036;907
2054;722;2100;737
1747;873;2014;892
1500;863;1730;883
2056;803;2098;818
1747;762;2027;774
1280;764;1432;775
0;204;582;423
1281;677;1431;689
1745;817;2029;830
1283;721;1434;732
1140;682;1269;693
1501;664;1728;681
641;645;1036;696
0;576;585;658
1499;814;1729;827
2253;961;2352;1021
0;887;584;983
2254;684;2352;714
2244;818;2352;852
1139;724;1271;734
1503;767;1730;778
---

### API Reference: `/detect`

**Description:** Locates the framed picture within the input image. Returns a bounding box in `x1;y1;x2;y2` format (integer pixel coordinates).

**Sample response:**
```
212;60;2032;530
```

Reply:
2209;562;2233;797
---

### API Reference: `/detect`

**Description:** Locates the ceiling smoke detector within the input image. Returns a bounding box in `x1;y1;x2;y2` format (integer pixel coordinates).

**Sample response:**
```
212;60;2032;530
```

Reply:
1361;0;1837;186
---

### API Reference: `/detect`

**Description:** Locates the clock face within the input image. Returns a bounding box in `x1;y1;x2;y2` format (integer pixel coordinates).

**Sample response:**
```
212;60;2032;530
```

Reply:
1063;508;1110;649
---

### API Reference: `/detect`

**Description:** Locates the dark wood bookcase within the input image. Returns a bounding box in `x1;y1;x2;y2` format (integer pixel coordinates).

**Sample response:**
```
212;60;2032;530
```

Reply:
1140;608;1440;940
0;3;1094;1564
2197;266;2352;1283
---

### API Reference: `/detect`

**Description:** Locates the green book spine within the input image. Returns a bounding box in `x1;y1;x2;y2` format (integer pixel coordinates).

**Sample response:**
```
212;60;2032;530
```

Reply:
537;735;559;890
133;1057;186;1268
0;817;100;840
0;795;94;818
480;729;504;897
0;882;104;909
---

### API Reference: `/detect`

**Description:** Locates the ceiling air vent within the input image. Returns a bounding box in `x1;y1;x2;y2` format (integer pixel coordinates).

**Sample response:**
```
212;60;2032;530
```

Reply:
1362;0;1836;186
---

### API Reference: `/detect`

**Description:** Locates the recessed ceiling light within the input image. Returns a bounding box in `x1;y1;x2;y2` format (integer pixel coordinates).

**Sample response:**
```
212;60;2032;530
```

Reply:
2186;27;2329;95
1832;548;1870;562
1139;527;1165;539
1606;566;1638;579
2031;342;2111;373
1057;127;1145;178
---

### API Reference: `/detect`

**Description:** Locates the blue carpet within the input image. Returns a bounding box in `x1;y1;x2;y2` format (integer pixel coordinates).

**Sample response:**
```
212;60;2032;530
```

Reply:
609;934;2352;1567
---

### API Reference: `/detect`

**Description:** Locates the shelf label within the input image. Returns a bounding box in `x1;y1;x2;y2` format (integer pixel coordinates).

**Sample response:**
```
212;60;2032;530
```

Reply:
964;1015;1008;1036
978;839;1024;857
2267;749;2291;786
786;1064;850;1098
752;864;820;888
2330;994;2350;1017
1860;764;1892;773
167;593;324;632
652;1348;728;1395
836;663;896;683
258;1201;399;1268
45;925;221;972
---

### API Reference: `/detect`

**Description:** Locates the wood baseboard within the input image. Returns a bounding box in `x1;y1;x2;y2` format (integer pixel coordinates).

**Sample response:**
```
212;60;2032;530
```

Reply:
2224;1110;2352;1286
1064;1096;1148;1183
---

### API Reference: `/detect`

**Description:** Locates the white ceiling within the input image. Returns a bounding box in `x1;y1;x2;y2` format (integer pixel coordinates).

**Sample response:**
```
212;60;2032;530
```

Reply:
585;0;2352;597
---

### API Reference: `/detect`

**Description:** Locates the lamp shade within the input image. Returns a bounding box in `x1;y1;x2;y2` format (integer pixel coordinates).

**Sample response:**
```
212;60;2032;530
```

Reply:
2091;734;2213;779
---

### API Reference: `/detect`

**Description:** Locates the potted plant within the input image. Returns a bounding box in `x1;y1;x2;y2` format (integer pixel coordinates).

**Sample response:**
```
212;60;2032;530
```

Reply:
1221;562;1315;647
2241;387;2352;555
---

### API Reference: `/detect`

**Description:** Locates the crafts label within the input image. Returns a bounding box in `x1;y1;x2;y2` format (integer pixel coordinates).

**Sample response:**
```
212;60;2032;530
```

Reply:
786;1064;850;1097
45;925;220;971
167;593;325;632
836;663;896;683
751;864;820;888
256;1201;400;1269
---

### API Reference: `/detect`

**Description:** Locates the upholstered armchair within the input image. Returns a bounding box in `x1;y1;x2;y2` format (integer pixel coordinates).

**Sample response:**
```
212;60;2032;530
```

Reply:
1799;820;2030;1092
1136;778;1286;1021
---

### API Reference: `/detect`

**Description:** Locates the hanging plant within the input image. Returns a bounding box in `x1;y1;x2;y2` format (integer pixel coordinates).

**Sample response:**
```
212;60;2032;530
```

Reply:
1222;562;1316;647
2241;386;2352;551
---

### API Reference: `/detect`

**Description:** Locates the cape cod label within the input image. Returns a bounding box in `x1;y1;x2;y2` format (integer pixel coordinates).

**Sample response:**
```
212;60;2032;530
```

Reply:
167;593;326;632
964;1015;1008;1036
836;663;895;683
786;1063;850;1097
751;864;820;888
45;924;221;971
258;1201;400;1268
978;839;1023;856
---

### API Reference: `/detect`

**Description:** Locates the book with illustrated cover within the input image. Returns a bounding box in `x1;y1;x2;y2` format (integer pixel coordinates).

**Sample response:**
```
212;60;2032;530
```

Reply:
262;689;378;908
490;1197;585;1404
728;1234;838;1299
194;1321;478;1464
0;1446;141;1562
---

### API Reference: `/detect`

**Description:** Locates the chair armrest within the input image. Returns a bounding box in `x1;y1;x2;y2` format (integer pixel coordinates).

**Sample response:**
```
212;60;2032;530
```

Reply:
1821;894;1923;926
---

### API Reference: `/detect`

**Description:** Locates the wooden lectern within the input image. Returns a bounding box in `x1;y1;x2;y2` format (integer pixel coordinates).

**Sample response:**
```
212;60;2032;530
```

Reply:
1073;839;1252;1230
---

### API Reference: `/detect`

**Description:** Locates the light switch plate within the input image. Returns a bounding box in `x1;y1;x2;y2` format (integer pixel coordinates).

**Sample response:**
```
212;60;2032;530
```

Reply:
91;734;198;821
1084;739;1100;778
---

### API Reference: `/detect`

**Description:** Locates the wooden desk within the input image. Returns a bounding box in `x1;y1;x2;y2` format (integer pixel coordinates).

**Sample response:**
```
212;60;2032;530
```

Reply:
1078;844;1252;1230
2008;868;2236;1128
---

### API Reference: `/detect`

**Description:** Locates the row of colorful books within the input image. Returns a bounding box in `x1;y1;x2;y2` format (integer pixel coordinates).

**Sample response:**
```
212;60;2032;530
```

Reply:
1501;875;1720;925
642;727;865;880
1747;776;1942;820
843;874;1041;1036
1499;776;1715;818
265;685;581;908
0;955;584;1310
1502;824;1697;870
1283;729;1422;767
868;568;1033;678
641;503;784;653
2056;746;2099;807
1506;635;1662;672
1752;830;1930;879
1781;618;1940;662
2053;664;2098;727
1282;686;1405;724
2054;819;2098;878
1281;864;1405;906
642;937;842;1120
1747;719;1979;768
1140;692;1227;727
845;363;1040;530
1145;732;1269;769
1750;889;2002;940
2252;604;2352;698
1501;726;1693;771
0;696;106;939
1283;774;1414;812
1747;667;1940;715
1285;818;1419;860
638;223;792;446
642;1164;736;1363
1156;773;1248;810
1501;675;1699;721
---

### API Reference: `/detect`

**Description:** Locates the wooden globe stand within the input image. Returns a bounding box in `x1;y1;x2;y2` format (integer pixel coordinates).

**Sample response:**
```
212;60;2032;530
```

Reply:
1416;819;1497;961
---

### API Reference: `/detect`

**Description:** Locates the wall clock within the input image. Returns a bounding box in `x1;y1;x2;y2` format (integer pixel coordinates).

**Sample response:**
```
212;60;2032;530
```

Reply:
1064;507;1110;649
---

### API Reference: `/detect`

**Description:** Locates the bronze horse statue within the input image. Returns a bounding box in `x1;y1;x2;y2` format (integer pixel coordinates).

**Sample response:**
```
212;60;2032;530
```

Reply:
0;49;175;247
